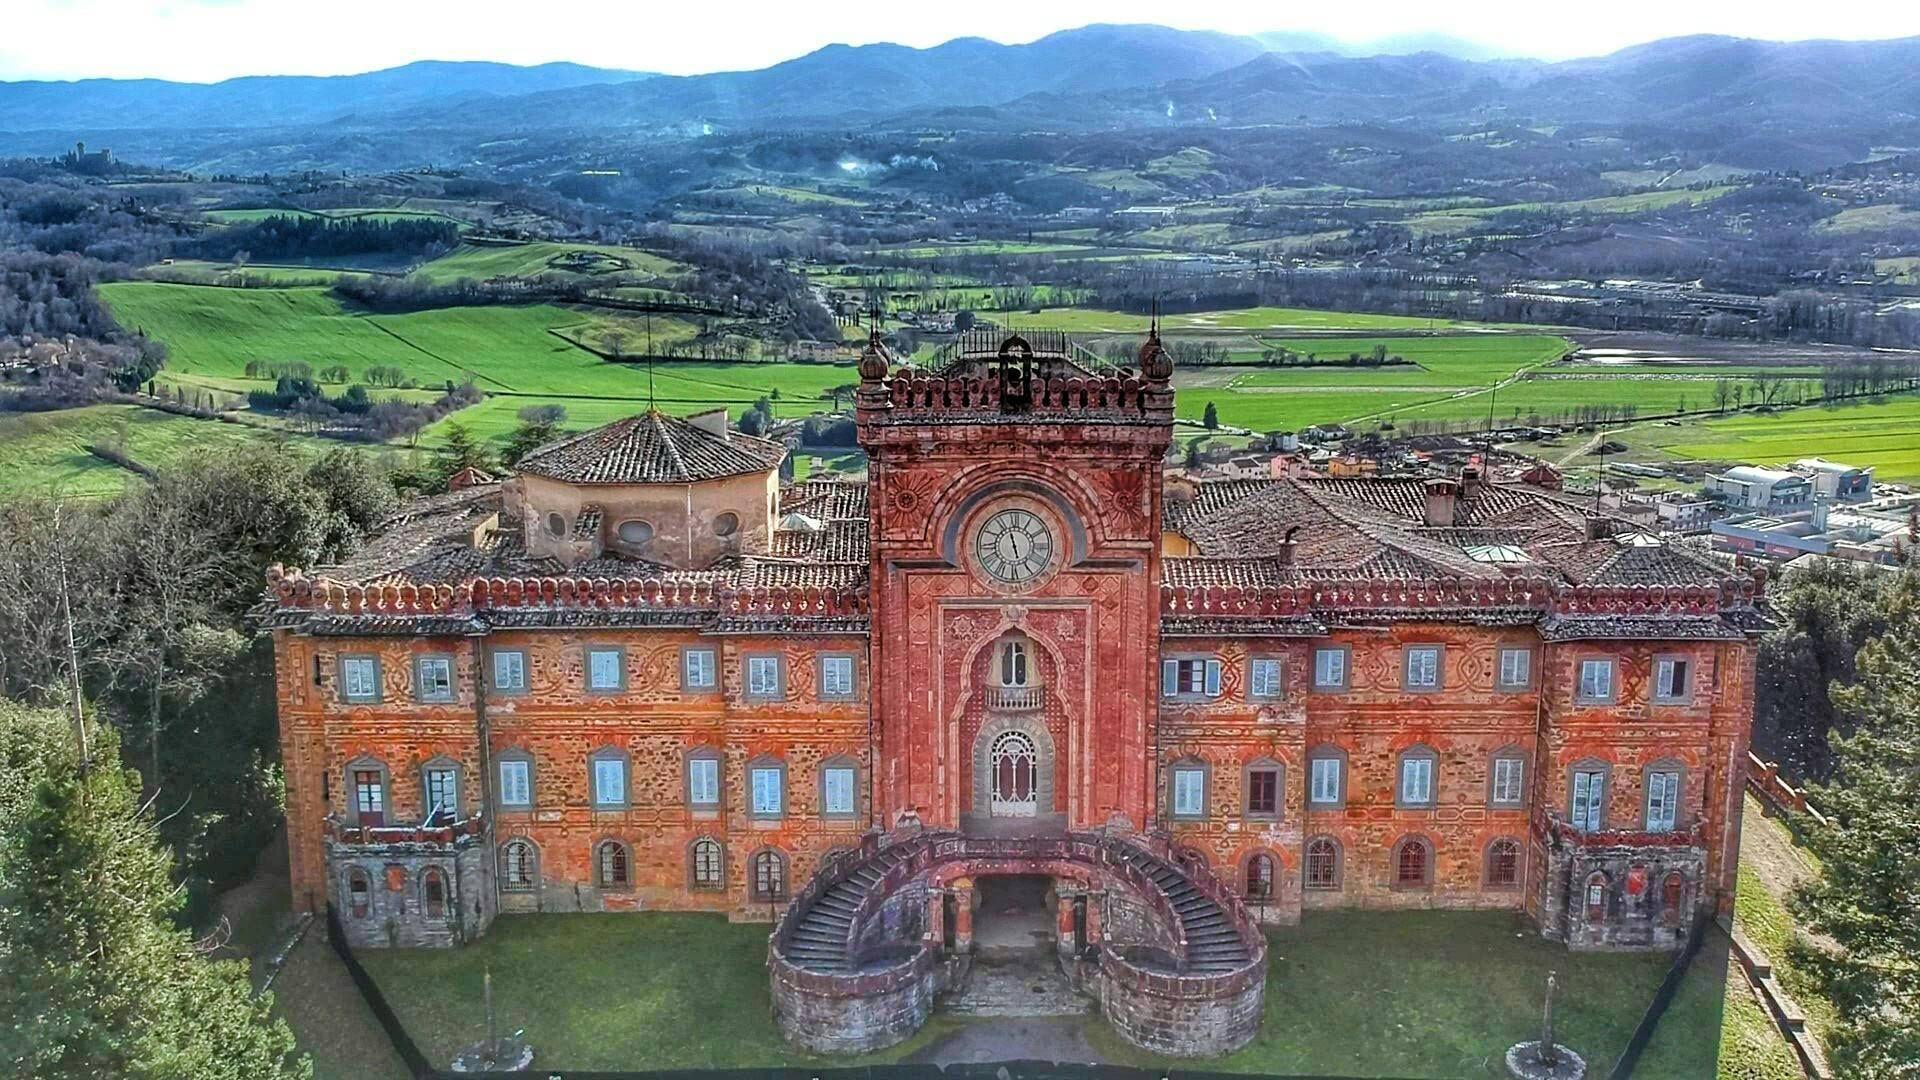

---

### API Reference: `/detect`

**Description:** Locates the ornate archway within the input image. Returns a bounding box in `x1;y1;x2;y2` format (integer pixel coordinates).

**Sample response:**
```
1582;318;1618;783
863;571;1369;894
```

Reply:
989;730;1038;816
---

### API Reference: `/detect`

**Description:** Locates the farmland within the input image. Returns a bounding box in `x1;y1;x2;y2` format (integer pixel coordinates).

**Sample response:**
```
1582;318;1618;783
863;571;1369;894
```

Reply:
407;241;681;283
1653;397;1920;483
0;405;344;498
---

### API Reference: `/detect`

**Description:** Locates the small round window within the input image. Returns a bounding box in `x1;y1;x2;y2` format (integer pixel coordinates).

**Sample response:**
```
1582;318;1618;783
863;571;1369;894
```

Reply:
617;519;654;545
713;512;740;538
545;512;567;538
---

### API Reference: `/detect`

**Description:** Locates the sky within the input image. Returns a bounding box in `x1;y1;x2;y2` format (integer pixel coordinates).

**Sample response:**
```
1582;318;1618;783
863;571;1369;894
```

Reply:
6;0;1920;82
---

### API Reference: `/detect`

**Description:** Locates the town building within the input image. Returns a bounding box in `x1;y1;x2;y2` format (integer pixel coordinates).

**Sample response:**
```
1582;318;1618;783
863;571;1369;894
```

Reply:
266;329;1766;1057
1791;458;1874;503
1706;465;1812;511
1711;497;1913;566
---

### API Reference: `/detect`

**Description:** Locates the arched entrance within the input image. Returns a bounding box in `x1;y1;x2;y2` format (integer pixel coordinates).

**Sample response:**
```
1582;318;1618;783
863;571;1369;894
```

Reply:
990;730;1038;817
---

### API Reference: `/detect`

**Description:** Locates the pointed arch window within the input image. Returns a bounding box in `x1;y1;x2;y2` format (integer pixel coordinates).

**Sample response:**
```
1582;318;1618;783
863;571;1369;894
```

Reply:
421;867;447;921
596;840;631;889
751;849;788;902
690;838;725;891
1244;852;1275;900
1486;838;1522;889
1000;639;1030;687
1305;837;1342;890
499;839;538;892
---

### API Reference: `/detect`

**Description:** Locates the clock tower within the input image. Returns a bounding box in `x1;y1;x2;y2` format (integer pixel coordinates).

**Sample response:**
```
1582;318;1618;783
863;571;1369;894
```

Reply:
857;327;1175;834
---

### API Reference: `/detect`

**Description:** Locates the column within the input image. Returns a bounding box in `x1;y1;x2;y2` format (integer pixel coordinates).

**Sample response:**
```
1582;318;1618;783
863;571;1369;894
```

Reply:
1055;888;1078;959
952;877;975;954
926;888;945;953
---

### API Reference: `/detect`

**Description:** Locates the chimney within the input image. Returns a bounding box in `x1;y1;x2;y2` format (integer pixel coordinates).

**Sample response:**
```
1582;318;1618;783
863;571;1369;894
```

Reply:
1422;478;1459;527
1460;462;1484;498
1811;494;1830;533
1279;525;1301;566
1585;515;1614;541
688;408;730;441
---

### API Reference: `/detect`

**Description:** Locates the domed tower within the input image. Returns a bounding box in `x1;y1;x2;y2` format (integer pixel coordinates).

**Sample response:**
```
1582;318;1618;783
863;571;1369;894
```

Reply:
505;407;787;569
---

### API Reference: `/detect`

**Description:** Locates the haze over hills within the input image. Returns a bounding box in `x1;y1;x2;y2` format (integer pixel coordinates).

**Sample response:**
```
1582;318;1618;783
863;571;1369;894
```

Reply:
3;25;1919;174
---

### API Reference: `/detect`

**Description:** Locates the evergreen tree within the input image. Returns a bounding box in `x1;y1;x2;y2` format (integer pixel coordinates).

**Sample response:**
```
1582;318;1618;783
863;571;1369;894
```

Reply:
1202;401;1220;430
434;422;492;481
0;702;309;1079
1793;571;1920;1077
500;417;560;469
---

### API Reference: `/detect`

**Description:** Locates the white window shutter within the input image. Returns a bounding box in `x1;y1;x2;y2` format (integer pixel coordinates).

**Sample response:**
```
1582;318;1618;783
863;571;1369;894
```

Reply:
1162;659;1178;696
1204;659;1222;697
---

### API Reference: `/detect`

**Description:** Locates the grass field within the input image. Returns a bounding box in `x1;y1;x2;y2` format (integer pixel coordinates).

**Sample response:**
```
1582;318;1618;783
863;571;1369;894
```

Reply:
204;207;469;227
0;405;338;498
1655;396;1920;483
357;909;1725;1076
407;241;680;283
1009;306;1472;334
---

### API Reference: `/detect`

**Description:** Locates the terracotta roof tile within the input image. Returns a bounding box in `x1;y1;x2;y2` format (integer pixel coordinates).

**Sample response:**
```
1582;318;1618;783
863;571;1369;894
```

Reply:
516;410;786;485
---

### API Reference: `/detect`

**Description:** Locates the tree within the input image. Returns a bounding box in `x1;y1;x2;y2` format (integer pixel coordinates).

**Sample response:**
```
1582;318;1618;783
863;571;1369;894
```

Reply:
1202;401;1220;430
1753;562;1897;778
953;309;976;332
0;702;309;1079
435;422;492;481
1793;570;1920;1077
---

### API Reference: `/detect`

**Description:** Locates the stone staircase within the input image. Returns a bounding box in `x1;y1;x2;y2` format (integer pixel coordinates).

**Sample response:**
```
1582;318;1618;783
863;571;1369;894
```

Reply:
943;954;1091;1018
780;841;919;972
1108;843;1252;973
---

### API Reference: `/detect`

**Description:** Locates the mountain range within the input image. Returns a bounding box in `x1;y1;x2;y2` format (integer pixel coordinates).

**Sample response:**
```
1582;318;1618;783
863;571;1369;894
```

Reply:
3;25;1918;173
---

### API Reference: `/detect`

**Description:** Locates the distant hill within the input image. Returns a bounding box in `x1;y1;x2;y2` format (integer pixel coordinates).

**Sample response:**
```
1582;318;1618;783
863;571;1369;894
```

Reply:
390;24;1271;132
0;60;652;132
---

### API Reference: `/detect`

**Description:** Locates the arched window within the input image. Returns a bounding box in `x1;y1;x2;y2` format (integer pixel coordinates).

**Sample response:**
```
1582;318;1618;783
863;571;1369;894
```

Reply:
751;849;788;902
597;840;631;889
691;838;725;891
1485;838;1521;888
1305;837;1341;890
1000;639;1029;686
346;867;372;918
990;729;1038;816
713;511;740;538
421;867;447;921
499;839;537;892
1394;836;1432;888
1662;873;1686;926
1244;852;1275;900
545;512;567;538
1585;872;1610;923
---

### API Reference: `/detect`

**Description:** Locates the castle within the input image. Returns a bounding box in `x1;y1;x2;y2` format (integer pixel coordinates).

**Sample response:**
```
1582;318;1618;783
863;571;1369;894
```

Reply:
266;328;1762;1055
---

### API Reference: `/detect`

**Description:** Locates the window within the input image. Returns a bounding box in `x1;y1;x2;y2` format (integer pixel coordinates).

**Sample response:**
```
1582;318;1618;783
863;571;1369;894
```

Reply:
1245;853;1275;900
1305;837;1341;890
1486;838;1521;888
1244;760;1281;820
1577;658;1616;704
415;656;454;702
1654;657;1691;704
1248;657;1284;700
499;840;537;891
691;838;725;891
1497;648;1532;690
590;750;628;809
1585;872;1609;923
545;512;567;537
596;841;631;889
422;761;459;823
821;762;856;817
422;868;447;920
347;868;372;917
340;655;380;703
497;751;533;809
1397;746;1437;809
587;647;623;692
819;654;856;700
746;655;784;700
1403;645;1442;691
1394;837;1432;888
1162;657;1223;698
616;519;654;545
348;761;386;827
1000;640;1029;686
684;750;721;810
1571;763;1608;833
1170;762;1207;819
1645;766;1682;831
751;849;787;901
682;647;717;691
1312;647;1349;691
1308;748;1346;808
1489;749;1526;807
713;511;740;538
491;649;526;692
749;760;785;818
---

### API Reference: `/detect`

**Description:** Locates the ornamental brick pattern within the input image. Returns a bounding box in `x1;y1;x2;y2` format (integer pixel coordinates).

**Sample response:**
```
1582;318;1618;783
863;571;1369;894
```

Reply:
267;332;1765;1057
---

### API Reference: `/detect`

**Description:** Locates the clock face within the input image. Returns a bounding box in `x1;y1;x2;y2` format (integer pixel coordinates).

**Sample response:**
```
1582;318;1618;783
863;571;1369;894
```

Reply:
975;508;1055;585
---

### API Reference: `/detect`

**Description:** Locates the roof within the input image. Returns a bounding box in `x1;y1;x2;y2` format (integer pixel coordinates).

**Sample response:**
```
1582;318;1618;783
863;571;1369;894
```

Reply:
515;409;787;485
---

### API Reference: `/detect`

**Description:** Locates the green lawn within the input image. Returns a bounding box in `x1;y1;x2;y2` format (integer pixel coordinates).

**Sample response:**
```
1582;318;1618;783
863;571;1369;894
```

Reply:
358;910;1726;1076
1637;934;1801;1080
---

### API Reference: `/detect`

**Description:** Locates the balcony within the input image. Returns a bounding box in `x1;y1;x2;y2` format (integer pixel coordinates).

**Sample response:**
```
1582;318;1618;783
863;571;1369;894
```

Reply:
326;813;484;848
985;684;1045;712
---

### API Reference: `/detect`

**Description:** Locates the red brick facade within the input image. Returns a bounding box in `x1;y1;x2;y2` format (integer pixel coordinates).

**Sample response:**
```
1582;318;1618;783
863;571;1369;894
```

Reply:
269;330;1760;966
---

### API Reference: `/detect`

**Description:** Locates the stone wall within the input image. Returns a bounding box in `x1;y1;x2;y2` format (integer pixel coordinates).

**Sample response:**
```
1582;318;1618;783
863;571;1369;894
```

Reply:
1542;835;1706;951
327;833;494;949
1097;958;1264;1058
770;951;940;1055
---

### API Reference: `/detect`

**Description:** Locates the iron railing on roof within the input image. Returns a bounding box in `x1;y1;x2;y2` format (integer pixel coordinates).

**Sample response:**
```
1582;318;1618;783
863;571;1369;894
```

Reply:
924;323;1121;377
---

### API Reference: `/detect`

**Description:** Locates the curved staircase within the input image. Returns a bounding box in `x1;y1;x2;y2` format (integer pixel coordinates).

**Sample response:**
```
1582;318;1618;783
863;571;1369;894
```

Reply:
780;841;918;972
1109;843;1252;973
